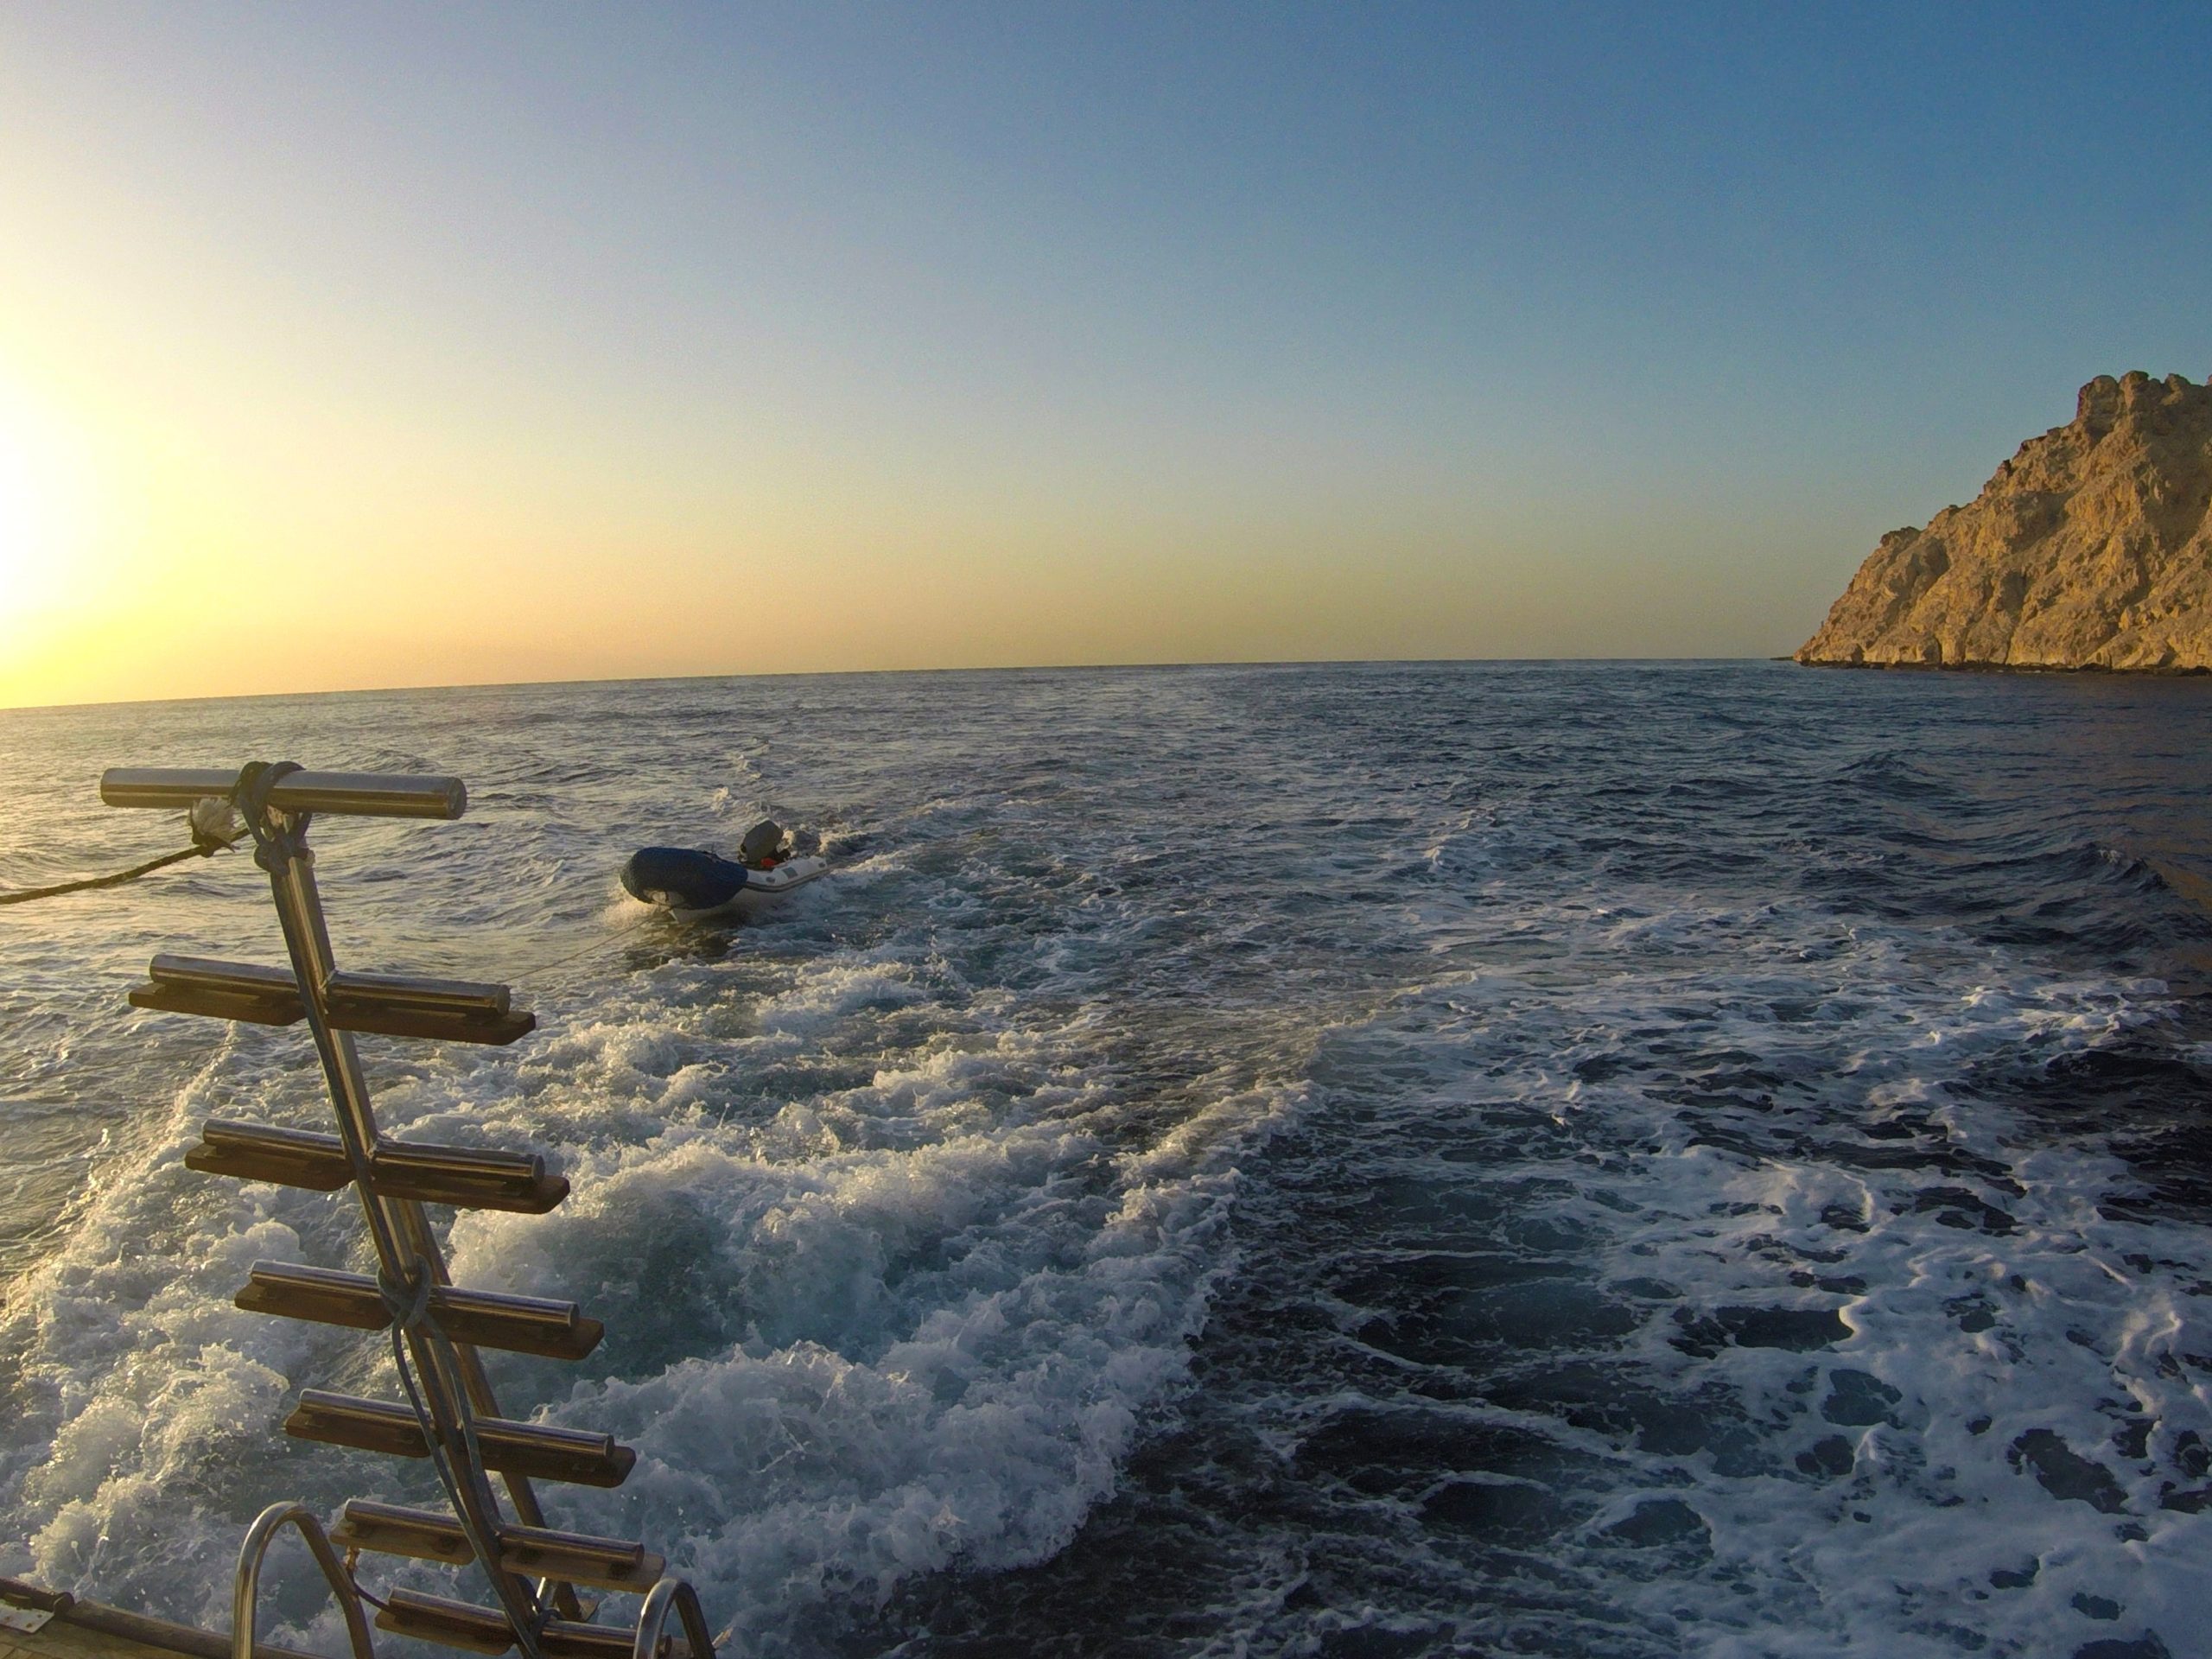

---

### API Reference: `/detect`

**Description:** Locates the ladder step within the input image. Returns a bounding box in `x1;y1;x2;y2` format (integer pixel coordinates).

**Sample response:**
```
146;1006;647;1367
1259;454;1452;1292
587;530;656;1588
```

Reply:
328;966;534;1045
327;1500;473;1567
285;1391;635;1488
236;1262;389;1332
186;1122;355;1191
373;1593;679;1659
372;1137;570;1212
373;1591;512;1656
502;1523;664;1596
186;1121;569;1213
133;961;301;1027
543;1618;671;1659
132;956;535;1046
237;1264;603;1361
330;1500;665;1592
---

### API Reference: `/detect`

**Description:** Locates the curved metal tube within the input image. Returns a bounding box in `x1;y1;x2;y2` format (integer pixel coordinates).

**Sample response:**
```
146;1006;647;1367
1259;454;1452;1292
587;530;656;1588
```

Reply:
630;1578;715;1659
232;1502;376;1659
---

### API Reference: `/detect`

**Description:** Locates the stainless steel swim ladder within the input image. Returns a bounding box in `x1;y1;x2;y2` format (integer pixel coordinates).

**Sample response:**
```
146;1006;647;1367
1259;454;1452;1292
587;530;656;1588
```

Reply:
103;766;716;1659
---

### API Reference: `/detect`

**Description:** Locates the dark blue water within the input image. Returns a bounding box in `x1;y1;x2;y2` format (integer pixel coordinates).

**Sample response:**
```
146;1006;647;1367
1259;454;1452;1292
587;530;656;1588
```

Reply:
3;663;2209;1658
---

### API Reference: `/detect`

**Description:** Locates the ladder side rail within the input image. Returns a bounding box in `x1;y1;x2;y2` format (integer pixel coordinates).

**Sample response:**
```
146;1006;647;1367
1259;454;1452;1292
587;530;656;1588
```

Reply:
290;863;569;1528
390;1166;588;1613
391;1313;563;1654
232;1502;376;1659
452;1331;582;1550
259;831;413;1275
258;816;574;1645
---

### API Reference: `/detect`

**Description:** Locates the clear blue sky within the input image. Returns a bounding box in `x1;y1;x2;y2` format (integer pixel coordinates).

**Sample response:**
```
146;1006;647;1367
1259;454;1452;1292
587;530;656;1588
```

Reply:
2;2;2208;702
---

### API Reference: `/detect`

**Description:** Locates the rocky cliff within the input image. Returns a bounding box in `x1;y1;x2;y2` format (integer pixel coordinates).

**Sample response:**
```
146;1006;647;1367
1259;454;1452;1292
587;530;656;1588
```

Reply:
1797;371;2212;671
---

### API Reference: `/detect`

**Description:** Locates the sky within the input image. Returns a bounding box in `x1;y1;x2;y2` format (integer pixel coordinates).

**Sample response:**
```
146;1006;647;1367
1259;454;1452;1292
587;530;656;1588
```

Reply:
1;2;2208;708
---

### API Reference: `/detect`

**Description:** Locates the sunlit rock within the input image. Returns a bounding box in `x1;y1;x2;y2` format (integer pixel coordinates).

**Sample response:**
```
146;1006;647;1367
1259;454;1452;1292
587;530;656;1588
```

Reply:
1799;371;2212;671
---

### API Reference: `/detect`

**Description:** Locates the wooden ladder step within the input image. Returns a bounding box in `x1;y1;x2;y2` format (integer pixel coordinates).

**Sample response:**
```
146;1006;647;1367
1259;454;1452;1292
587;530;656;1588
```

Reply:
186;1122;355;1192
187;1121;569;1212
372;1590;512;1656
237;1263;603;1361
131;956;536;1045
542;1617;669;1659
285;1391;634;1488
373;1136;570;1211
329;1500;665;1592
373;1592;680;1659
330;1499;471;1567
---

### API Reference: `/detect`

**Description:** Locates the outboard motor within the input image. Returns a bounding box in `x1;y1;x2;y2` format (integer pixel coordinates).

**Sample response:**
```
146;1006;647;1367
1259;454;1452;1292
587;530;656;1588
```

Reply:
620;846;748;910
739;818;786;866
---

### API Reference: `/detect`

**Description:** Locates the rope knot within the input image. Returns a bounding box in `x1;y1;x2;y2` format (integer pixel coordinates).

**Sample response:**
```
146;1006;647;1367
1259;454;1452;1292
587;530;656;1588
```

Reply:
232;760;305;874
376;1260;435;1331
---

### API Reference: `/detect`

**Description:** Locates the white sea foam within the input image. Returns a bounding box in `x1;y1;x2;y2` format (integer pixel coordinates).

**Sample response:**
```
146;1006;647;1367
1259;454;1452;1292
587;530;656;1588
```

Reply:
0;874;1293;1656
1226;887;2212;1658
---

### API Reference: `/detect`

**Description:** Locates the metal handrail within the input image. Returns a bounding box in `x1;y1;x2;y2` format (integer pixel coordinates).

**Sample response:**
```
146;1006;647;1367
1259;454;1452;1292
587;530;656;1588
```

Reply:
232;1503;376;1659
102;768;466;820
629;1578;716;1659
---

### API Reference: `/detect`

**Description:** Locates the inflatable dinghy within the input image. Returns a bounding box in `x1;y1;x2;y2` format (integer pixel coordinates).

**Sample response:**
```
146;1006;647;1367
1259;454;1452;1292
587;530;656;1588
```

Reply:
620;819;830;915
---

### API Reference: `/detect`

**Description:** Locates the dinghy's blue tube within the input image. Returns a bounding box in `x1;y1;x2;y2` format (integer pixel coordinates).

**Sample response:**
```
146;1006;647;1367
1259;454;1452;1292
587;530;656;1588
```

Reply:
621;847;748;910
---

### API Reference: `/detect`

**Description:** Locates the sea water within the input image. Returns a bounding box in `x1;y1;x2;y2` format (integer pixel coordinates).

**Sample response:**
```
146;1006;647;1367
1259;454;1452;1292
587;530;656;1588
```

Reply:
1;662;2209;1659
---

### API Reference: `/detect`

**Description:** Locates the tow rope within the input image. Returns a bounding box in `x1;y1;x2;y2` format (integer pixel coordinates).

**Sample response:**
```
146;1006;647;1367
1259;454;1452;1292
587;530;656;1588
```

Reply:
0;797;246;907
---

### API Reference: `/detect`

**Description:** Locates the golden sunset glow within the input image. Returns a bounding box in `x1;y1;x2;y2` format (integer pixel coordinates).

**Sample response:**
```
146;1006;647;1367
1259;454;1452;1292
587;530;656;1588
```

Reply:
0;8;2202;710
0;378;92;640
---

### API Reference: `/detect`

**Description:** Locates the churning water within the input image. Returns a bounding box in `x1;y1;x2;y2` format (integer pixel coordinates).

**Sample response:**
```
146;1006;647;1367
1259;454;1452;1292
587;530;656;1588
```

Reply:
3;662;2210;1659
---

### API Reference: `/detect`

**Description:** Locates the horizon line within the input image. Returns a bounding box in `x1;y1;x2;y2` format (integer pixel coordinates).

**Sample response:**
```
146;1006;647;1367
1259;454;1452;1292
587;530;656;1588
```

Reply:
0;654;1789;716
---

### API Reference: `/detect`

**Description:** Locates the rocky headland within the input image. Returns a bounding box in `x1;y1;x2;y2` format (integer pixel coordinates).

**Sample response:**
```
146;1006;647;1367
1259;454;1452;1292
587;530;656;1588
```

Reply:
1797;371;2212;671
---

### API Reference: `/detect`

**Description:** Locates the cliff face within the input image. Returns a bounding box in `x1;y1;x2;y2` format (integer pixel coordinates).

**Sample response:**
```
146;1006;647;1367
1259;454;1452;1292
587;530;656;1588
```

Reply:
1797;372;2212;671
